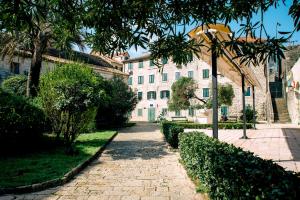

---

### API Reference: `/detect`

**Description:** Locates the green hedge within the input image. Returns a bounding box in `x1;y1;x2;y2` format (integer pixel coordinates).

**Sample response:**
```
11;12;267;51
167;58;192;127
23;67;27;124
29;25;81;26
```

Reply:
173;121;253;129
179;132;300;199
161;122;184;148
161;121;253;148
0;89;48;140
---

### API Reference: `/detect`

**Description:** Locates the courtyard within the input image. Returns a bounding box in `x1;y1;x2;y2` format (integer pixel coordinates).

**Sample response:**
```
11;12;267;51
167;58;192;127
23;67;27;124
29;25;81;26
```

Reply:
1;122;300;200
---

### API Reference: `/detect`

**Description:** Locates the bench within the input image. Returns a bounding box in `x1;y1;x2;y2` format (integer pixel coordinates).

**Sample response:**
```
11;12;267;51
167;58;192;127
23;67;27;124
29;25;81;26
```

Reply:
171;116;188;122
228;115;238;122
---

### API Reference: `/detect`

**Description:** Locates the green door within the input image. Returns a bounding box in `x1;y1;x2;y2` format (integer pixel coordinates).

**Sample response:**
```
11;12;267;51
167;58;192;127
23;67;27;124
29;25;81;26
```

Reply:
148;108;156;122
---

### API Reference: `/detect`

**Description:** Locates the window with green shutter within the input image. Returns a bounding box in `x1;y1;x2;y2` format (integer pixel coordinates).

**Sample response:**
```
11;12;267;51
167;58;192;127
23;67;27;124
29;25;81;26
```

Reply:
188;53;193;62
160;90;170;99
175;110;181;116
138;109;143;116
138;92;143;100
162;57;168;65
203;88;210;98
128;77;133;85
162;73;168;82
138;60;143;68
138;76;144;84
245;87;251;96
147;91;156;100
188;71;194;78
150;59;154;67
128;63;133;70
203;69;209;79
149;74;155;83
188;107;194;116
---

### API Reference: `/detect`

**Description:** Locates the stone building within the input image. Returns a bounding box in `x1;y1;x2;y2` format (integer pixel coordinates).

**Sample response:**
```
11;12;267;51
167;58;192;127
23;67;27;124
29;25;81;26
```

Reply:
0;48;128;83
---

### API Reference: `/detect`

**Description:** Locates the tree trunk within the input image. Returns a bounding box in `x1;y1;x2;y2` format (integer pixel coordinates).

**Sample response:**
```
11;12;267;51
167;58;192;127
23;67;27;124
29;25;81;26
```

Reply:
26;31;47;97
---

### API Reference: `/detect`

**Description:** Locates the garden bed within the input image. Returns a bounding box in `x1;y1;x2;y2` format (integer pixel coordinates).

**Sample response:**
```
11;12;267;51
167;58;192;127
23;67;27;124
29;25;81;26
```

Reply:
0;131;116;191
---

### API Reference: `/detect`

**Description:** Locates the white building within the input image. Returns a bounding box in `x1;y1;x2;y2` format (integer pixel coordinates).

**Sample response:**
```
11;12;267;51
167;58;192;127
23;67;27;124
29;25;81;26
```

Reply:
123;53;268;122
123;25;270;123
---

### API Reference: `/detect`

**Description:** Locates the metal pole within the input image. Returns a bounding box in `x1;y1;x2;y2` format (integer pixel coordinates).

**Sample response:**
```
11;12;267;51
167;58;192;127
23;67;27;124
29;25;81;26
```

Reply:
212;38;218;139
252;85;256;129
241;74;248;139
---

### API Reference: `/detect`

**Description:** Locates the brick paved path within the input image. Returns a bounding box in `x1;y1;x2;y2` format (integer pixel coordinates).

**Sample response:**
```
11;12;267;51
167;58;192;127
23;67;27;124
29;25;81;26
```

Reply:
1;123;203;200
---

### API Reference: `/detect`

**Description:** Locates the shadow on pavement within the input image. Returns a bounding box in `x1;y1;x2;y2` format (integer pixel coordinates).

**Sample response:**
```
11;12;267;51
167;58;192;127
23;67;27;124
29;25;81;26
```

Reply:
282;128;300;161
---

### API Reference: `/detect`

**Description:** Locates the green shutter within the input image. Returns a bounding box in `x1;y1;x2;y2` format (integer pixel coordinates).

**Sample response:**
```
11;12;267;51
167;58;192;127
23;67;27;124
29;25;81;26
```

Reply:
150;59;154;67
154;92;156;99
166;90;170;98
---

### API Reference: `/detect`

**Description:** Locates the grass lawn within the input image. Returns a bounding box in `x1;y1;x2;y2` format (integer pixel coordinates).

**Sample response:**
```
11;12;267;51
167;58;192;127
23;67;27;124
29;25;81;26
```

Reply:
0;131;116;188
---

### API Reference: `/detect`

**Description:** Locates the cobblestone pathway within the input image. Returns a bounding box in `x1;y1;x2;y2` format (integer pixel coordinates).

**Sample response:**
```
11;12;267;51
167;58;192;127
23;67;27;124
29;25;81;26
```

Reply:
1;123;203;200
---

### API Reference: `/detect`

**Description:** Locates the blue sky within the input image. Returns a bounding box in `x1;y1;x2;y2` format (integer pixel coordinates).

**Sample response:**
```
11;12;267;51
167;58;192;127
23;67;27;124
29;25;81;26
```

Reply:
129;0;299;57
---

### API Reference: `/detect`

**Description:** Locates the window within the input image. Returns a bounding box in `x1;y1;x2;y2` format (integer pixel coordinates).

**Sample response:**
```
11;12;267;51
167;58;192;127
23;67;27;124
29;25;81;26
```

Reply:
203;88;210;98
147;91;156;100
162;73;168;82
203;69;209;79
188;53;193;62
175;72;180;80
175;110;181;116
128;77;133;85
149;74;155;83
245;87;251;96
138;60;143;68
138;109;143;116
160;90;170;99
221;106;228;116
188;71;194;78
138;76;144;84
162;57;168;65
128;63;133;70
10;62;20;74
138;92;143;100
162;108;168;116
150;59;154;67
188;107;194;116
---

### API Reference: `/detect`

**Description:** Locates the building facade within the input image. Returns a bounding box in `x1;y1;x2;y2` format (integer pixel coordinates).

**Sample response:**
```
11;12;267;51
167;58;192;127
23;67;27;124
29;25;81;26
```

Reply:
123;53;268;122
0;48;128;83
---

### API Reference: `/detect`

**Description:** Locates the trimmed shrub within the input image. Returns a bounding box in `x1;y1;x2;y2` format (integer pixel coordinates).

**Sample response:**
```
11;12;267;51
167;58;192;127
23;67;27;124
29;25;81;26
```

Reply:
240;105;257;122
2;75;27;96
39;63;105;153
0;88;47;140
179;132;300;199
162;121;253;130
161;122;184;148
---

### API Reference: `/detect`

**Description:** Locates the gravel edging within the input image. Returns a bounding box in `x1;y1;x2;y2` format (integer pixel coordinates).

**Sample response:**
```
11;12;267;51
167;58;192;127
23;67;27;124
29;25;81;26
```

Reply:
0;131;118;195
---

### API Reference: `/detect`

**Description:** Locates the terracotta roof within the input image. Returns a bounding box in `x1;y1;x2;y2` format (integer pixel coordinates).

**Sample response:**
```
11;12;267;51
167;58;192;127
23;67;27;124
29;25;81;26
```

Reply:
90;51;123;65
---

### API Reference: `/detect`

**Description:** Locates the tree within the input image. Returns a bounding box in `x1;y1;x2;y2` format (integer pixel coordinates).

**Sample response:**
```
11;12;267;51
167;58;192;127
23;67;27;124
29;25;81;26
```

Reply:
39;63;105;153
168;77;235;111
168;77;206;111
95;76;137;128
1;0;299;96
0;1;84;97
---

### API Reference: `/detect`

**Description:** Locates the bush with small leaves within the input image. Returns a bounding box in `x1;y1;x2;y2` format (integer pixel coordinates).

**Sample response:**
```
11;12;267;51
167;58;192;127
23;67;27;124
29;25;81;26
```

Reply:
39;63;106;153
2;75;27;96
